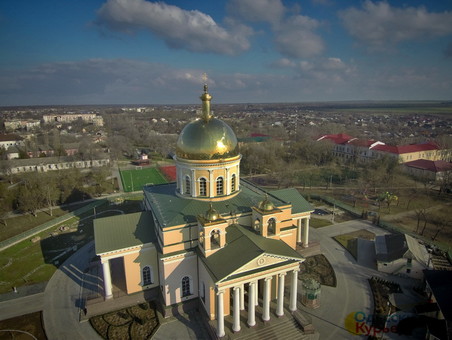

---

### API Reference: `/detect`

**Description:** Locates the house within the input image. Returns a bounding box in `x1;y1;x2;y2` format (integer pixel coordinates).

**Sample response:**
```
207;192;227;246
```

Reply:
93;84;314;337
0;134;25;150
375;233;431;279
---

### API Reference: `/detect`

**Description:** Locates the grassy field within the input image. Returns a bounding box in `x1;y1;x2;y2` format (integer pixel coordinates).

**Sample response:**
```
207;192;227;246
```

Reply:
120;167;167;192
0;203;89;242
333;229;376;260
310;217;332;228
0;198;143;294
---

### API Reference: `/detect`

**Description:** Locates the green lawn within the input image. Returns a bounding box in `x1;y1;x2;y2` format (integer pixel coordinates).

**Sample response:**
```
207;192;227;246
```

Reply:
0;203;89;242
120;167;167;192
333;229;375;260
0;199;143;294
310;217;332;228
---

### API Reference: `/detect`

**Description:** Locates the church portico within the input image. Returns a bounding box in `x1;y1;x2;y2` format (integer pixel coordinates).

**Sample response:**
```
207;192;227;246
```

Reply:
212;262;301;337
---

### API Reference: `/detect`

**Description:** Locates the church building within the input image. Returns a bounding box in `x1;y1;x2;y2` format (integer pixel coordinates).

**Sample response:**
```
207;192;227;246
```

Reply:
94;83;313;337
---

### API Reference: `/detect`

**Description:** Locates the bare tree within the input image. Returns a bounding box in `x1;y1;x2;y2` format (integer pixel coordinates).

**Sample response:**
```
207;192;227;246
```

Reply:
431;217;450;241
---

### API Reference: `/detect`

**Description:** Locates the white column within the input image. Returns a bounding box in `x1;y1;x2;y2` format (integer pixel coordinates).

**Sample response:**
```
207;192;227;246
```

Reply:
248;282;256;327
233;287;241;333
276;273;286;317
303;217;310;247
297;219;302;243
255;280;259;306
262;277;271;322
102;260;113;299
290;270;299;312
240;283;245;310
217;290;225;338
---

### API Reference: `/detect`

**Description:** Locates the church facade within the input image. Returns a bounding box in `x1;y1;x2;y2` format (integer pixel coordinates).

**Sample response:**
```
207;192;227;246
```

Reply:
94;84;313;336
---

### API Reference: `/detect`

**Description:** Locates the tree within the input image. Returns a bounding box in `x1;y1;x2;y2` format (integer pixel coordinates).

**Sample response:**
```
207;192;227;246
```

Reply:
16;175;43;216
0;183;11;226
431;216;450;241
41;177;59;216
378;192;398;213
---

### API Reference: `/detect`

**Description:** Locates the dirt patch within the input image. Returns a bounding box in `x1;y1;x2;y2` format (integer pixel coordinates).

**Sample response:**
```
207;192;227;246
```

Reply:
299;254;337;287
0;312;47;340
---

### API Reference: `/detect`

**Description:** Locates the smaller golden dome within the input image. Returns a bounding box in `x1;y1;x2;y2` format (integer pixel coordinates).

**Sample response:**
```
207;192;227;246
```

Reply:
258;194;275;211
205;203;220;221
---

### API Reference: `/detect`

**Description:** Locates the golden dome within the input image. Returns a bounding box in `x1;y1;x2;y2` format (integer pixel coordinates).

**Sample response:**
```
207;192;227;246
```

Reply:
258;194;275;211
205;203;220;221
176;83;238;160
176;118;239;160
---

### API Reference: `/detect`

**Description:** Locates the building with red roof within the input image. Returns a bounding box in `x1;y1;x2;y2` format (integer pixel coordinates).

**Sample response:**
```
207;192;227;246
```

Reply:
316;133;451;164
403;159;452;181
316;133;385;162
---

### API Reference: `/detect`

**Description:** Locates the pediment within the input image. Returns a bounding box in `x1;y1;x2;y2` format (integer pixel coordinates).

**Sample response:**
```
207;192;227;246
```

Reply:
219;253;301;282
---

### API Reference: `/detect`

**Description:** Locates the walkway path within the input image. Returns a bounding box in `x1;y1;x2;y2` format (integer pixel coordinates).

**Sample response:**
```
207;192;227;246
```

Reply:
305;220;418;340
42;241;101;340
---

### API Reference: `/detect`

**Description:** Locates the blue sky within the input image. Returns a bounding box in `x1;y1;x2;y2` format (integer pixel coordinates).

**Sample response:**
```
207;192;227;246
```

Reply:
1;0;452;105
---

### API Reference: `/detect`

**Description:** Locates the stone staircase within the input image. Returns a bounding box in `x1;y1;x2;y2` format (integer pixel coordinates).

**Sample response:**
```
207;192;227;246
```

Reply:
233;317;318;340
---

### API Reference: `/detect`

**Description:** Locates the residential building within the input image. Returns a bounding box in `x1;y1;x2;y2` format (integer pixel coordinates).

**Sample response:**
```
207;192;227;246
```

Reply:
43;113;104;126
0;134;25;150
375;234;431;279
403;159;452;182
317;133;450;163
0;156;110;174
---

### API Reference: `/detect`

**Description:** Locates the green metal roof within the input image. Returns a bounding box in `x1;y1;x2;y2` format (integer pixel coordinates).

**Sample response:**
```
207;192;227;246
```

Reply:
143;179;286;229
270;188;314;214
200;224;303;283
94;211;156;254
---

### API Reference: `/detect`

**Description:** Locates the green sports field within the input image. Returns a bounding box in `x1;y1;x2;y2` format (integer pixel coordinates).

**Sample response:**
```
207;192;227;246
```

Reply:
120;167;168;192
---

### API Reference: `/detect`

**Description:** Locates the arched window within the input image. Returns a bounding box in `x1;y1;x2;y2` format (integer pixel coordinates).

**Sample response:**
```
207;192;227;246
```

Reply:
182;276;191;297
216;177;224;195
185;175;191;195
210;229;221;249
199;178;207;196
268;218;276;235
231;174;236;192
201;281;206;303
142;266;153;286
254;218;260;232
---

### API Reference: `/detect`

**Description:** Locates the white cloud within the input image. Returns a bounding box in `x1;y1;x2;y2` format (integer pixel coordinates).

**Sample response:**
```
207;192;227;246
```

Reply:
1;58;450;105
227;0;285;25
339;1;452;49
270;58;297;68
273;15;325;58
95;0;252;55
